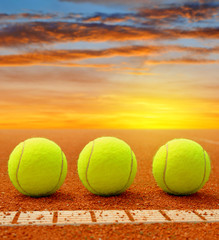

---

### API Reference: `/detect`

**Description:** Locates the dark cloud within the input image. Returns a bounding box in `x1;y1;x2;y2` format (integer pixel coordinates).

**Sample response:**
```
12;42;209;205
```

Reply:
65;2;219;25
59;0;218;10
138;2;219;23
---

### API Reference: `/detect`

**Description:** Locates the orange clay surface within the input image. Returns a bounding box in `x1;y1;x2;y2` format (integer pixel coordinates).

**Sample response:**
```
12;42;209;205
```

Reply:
0;129;218;239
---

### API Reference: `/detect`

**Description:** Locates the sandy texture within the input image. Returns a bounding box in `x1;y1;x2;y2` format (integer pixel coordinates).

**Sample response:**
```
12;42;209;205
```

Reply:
0;129;218;239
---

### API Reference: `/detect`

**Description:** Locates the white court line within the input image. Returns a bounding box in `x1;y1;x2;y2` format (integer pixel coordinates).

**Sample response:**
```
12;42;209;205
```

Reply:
196;210;219;222
94;210;130;223
0;212;17;226
130;210;168;223
0;209;218;227
163;210;203;223
17;211;54;226
57;211;92;224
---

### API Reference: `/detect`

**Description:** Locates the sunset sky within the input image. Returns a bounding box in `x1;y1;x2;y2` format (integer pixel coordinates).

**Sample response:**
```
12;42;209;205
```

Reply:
0;0;219;129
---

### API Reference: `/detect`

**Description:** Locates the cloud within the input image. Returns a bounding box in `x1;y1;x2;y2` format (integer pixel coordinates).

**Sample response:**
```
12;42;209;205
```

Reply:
60;2;219;25
0;44;218;67
81;2;219;25
0;45;161;66
59;0;219;14
0;13;56;21
0;66;106;85
138;2;219;23
0;21;219;48
146;58;219;65
82;13;137;23
0;22;166;47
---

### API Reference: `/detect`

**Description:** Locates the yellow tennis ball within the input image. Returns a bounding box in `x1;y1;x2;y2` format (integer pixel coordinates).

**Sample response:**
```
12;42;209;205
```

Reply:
8;137;67;197
77;136;137;196
152;138;211;195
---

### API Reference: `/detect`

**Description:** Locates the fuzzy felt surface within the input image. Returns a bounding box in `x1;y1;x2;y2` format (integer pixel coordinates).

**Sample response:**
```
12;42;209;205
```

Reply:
77;137;137;196
152;138;211;195
8;138;67;197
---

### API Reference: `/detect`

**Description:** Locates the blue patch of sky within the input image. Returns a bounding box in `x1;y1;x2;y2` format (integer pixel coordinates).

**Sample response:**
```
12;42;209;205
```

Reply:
210;54;219;60
157;38;211;48
79;56;146;68
192;19;219;28
51;38;214;53
0;0;130;15
50;40;157;53
198;39;219;48
51;41;114;50
0;48;22;55
181;20;219;29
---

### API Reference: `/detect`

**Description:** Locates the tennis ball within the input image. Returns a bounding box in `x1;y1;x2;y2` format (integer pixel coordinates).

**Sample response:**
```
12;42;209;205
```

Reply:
8;137;67;197
152;138;211;195
77;136;137;196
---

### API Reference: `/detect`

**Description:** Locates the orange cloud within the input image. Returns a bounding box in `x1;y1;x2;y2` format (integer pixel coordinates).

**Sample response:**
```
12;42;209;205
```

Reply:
0;66;106;85
0;45;218;67
83;14;137;24
0;45;160;66
146;58;219;65
82;15;103;23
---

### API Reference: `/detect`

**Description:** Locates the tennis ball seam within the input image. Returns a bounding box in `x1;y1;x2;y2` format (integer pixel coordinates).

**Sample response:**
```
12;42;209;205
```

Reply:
163;143;207;195
16;141;29;195
113;150;134;195
44;150;64;195
191;149;207;193
85;140;134;196
85;140;96;194
15;141;64;196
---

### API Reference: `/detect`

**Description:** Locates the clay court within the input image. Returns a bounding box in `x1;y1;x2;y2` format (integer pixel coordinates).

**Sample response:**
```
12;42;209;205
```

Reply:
0;129;218;239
